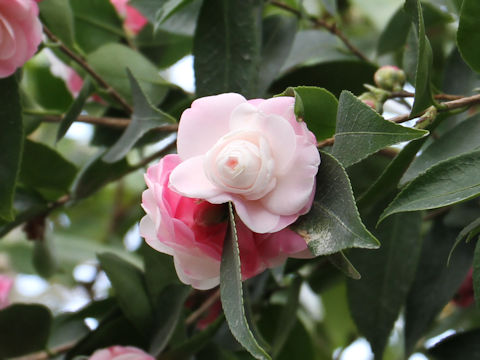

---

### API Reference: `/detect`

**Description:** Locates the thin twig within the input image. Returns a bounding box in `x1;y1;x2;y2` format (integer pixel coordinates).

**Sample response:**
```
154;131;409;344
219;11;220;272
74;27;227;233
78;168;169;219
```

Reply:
12;341;76;360
185;288;221;326
43;26;133;114
269;0;370;63
39;114;179;132
389;91;463;101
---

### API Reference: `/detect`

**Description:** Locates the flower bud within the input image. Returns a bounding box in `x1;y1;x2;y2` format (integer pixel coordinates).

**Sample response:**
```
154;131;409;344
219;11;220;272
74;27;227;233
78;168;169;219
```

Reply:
374;66;406;92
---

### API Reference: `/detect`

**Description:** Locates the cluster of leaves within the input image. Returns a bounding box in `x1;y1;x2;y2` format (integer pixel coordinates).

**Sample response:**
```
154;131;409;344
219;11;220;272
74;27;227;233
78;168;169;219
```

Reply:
1;0;480;359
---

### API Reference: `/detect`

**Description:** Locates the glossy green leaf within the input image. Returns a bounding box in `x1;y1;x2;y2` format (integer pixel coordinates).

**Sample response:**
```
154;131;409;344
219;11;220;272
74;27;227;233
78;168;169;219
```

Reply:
428;329;480;360
154;0;194;28
347;212;423;358
327;251;361;280
458;0;480;73
70;0;124;53
258;15;297;96
39;0;76;48
98;252;153;336
71;151;133;200
404;0;434;116
0;76;23;221
86;43;169;106
47;313;90;350
448;217;480;264
381;150;480;222
292;151;379;256
474;239;480;306
193;0;262;98
19;140;77;201
402;114;480;185
57;77;94;142
272;277;302;357
404;219;474;354
149;284;190;355
332;91;427;168
103;70;176;163
220;203;271;360
0;304;52;358
280;86;338;142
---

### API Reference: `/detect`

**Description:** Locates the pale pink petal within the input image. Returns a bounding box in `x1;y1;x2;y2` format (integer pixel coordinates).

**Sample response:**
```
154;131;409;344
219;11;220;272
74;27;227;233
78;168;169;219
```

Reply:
257;96;298;130
176;93;246;160
139;215;175;256
233;199;281;234
173;250;220;290
169;156;223;199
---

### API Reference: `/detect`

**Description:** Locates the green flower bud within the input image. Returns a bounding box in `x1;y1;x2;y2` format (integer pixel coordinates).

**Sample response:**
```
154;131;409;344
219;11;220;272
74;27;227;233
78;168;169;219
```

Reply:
374;66;406;91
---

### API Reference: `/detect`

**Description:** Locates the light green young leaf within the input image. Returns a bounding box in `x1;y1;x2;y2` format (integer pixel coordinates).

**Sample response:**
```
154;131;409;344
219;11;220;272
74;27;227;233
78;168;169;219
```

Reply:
103;69;176;163
193;0;262;98
380;150;480;223
39;0;75;48
0;75;23;221
332;91;427;168
457;0;480;73
292;151;379;256
220;203;271;360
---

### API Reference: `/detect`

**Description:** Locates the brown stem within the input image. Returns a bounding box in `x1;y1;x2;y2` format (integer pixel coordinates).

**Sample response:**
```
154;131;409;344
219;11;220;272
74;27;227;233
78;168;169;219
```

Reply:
11;341;76;360
269;0;370;63
43;26;133;114
40;114;179;132
389;91;463;101
185;288;221;326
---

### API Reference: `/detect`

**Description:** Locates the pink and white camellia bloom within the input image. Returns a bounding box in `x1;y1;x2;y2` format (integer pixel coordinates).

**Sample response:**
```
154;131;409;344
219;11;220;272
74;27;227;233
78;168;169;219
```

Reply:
0;0;42;78
140;155;312;290
0;275;13;309
110;0;148;35
169;93;320;234
89;346;154;360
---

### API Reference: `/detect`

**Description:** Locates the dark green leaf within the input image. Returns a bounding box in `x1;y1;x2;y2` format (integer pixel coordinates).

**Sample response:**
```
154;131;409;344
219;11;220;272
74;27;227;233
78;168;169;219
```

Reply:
70;0;124;53
103;70;176;163
86;43;169;106
57;77;94;142
347;212;423;358
457;0;480;73
154;0;194;27
272;277;302;357
327;251;361;280
292;151;379;256
401;114;480;185
380;150;480;222
149;284;190;355
428;328;480;360
449;217;480;264
0;304;52;358
33;237;58;278
332;91;427;168
0;75;23;221
258;15;297;96
404;219;474;354
98;252;153;336
220;203;271;360
39;0;75;48
193;0;262;98
280;86;337;142
48;313;90;350
404;0;434;115
71;151;133;200
19;140;77;201
377;7;410;55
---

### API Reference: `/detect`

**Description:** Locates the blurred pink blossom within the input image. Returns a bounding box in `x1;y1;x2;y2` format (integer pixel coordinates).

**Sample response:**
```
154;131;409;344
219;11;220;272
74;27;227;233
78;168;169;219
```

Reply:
110;0;148;34
89;346;154;360
140;154;312;290
0;275;13;309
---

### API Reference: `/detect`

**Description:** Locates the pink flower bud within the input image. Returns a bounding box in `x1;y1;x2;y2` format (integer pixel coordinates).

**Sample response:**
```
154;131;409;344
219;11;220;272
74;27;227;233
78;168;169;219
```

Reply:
0;275;13;310
373;65;406;91
89;346;154;360
140;154;312;290
110;0;148;35
0;0;42;78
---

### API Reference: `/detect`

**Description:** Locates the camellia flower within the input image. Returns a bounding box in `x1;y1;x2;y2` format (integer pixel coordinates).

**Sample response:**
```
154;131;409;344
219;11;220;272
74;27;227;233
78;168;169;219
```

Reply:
110;0;148;35
0;0;42;78
89;346;154;360
0;275;13;309
140;155;312;290
169;93;320;234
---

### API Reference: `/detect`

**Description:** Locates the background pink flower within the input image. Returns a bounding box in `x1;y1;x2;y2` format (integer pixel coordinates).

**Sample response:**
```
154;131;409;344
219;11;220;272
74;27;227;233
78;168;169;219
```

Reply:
89;346;154;360
140;155;311;290
0;0;42;78
0;275;13;310
170;93;320;234
110;0;147;34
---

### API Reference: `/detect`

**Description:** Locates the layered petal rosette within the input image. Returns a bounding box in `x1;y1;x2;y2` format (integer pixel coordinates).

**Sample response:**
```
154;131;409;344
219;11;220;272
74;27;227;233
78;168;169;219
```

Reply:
140;155;311;290
89;346;154;360
169;93;320;234
0;0;42;78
